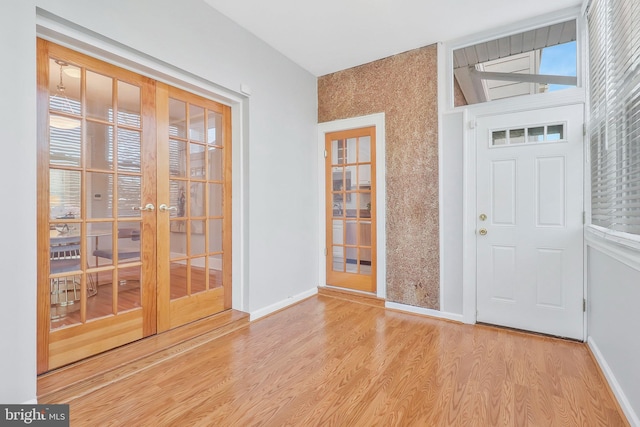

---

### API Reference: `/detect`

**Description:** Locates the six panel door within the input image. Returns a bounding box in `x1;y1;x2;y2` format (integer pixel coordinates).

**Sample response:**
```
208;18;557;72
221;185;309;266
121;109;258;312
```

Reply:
476;104;584;340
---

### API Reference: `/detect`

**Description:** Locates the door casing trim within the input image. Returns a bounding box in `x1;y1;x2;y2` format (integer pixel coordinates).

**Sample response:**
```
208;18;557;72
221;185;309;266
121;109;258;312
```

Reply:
317;114;386;299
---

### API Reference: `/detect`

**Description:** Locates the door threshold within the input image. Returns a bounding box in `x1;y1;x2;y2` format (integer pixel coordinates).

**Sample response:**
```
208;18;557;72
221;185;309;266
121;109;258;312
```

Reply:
38;309;249;402
476;322;583;343
318;286;385;307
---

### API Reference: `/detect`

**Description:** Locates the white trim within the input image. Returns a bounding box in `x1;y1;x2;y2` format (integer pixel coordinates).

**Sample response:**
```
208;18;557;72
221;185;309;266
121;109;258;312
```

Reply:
22;399;38;405
317;113;387;299
588;337;640;427
249;288;318;321
36;9;250;314
586;227;640;272
385;302;464;323
462;107;477;324
437;42;446;312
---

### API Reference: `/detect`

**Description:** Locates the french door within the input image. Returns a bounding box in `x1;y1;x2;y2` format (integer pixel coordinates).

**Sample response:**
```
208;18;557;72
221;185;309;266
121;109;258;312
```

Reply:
325;127;377;293
156;84;232;332
37;40;231;373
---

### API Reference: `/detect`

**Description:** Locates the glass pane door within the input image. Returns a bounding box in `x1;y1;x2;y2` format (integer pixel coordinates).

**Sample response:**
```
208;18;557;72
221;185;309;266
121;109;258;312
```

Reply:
326;127;376;293
38;40;156;372
156;84;231;332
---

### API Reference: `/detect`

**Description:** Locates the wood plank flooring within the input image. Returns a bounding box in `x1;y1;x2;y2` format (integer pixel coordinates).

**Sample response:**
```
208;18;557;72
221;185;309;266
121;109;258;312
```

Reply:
40;293;628;426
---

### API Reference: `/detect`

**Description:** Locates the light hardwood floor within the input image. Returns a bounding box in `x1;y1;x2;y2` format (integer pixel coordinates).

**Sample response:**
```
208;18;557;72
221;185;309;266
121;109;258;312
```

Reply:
40;291;628;426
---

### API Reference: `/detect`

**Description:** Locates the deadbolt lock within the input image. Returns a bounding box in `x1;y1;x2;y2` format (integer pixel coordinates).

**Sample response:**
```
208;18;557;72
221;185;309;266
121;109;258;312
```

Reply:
479;213;487;221
479;228;488;236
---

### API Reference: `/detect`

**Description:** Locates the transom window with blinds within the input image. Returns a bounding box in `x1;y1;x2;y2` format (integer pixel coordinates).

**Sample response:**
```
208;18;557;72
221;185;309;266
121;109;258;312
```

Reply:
588;0;640;235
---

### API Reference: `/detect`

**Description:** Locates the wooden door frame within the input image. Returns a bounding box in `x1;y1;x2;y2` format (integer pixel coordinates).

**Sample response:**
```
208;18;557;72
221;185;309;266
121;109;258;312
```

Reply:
317;113;387;299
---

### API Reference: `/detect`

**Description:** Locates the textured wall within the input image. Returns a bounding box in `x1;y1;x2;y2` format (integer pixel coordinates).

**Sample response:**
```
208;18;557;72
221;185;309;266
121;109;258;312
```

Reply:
318;45;439;309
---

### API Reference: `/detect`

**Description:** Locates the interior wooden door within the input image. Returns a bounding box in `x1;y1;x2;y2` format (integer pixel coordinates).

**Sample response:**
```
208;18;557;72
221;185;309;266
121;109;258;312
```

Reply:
37;41;233;372
156;83;232;332
37;40;157;372
325;127;377;293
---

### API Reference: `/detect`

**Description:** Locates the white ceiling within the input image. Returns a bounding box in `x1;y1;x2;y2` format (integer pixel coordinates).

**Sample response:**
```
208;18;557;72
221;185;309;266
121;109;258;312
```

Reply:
203;0;582;77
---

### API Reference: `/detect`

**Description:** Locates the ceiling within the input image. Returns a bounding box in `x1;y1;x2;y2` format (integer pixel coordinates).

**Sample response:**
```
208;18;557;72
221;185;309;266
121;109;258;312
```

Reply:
203;0;581;77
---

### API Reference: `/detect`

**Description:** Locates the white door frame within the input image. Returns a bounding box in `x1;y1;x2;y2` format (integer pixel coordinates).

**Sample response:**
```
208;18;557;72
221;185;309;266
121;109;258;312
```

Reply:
462;95;588;338
317;113;387;299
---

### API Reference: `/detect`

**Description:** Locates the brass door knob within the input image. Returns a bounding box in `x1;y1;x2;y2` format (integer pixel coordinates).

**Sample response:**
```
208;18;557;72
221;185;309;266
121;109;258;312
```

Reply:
479;228;488;236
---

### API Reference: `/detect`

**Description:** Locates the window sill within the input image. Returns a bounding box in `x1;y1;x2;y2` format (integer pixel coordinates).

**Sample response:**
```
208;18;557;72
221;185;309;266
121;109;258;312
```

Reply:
585;225;640;271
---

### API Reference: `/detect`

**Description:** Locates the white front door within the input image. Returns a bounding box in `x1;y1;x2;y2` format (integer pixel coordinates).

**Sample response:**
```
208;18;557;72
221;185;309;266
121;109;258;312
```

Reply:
476;104;584;340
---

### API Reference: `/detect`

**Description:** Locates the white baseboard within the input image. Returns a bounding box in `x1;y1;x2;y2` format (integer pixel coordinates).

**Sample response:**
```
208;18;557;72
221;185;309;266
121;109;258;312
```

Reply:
22;399;38;404
385;301;464;323
588;336;640;427
249;288;318;321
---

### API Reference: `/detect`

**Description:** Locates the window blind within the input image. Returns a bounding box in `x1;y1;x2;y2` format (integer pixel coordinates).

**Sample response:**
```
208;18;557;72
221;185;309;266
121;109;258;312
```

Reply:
589;0;640;234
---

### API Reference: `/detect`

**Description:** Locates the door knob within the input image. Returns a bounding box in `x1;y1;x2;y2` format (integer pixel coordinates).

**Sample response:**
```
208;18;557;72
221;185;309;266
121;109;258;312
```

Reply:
159;204;178;212
133;203;155;212
478;228;488;236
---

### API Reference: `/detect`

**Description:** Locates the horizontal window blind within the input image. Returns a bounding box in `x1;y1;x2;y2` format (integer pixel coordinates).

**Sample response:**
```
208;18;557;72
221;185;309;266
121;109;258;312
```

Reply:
589;0;640;234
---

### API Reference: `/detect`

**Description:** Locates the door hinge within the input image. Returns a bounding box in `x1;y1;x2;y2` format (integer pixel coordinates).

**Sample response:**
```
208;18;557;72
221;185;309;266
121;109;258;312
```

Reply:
583;298;587;312
324;248;328;256
323;149;328;158
468;120;476;129
582;211;586;224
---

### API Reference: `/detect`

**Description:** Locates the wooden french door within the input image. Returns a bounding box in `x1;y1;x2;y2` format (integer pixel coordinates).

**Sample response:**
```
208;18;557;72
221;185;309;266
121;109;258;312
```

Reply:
325;127;377;293
37;40;231;373
156;84;232;332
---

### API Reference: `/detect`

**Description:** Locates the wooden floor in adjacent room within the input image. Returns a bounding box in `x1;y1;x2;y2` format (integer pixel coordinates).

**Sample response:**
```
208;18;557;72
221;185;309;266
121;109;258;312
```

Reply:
39;291;628;426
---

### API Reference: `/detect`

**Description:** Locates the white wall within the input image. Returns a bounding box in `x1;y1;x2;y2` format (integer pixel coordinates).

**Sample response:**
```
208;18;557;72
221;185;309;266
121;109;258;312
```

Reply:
587;245;640;425
440;112;464;314
0;0;37;405
2;0;318;402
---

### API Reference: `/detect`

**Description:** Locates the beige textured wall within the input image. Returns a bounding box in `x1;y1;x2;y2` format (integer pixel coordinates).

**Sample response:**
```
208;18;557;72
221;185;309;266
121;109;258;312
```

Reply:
318;44;440;309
